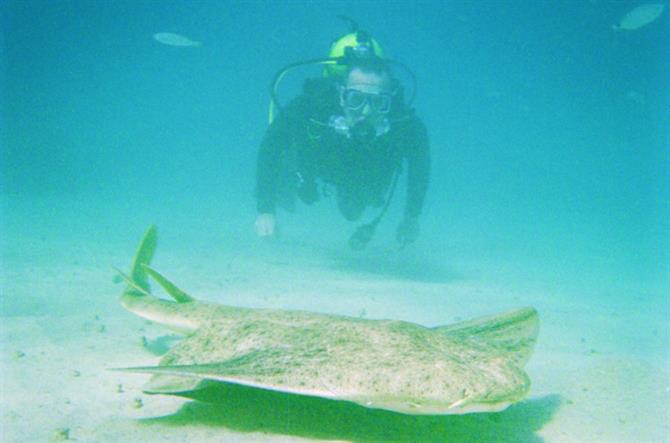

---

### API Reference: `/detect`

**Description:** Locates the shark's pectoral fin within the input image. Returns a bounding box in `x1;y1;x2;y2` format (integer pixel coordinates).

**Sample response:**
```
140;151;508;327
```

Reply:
113;349;287;378
111;347;329;398
435;307;539;367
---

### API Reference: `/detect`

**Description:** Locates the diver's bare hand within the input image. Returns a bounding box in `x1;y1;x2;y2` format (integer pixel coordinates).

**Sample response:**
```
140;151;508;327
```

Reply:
255;213;276;237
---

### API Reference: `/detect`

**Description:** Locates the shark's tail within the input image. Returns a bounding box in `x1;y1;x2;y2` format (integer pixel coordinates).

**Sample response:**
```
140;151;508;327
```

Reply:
115;225;198;334
123;225;158;296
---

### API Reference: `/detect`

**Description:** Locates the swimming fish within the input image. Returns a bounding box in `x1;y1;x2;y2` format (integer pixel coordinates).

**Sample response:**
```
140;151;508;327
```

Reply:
113;226;539;415
152;32;202;47
612;3;666;31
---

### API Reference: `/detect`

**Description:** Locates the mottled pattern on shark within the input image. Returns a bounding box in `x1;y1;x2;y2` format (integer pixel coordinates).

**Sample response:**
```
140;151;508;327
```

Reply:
114;226;539;415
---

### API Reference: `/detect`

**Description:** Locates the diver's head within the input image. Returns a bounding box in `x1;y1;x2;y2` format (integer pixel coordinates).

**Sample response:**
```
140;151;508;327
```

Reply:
338;58;395;129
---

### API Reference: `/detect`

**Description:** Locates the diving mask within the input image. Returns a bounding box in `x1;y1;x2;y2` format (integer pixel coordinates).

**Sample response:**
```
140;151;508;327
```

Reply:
340;88;393;114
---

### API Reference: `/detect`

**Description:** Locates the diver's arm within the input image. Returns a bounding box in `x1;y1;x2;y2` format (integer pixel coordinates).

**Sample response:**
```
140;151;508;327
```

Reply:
395;118;430;247
256;123;285;215
403;118;430;220
255;102;303;215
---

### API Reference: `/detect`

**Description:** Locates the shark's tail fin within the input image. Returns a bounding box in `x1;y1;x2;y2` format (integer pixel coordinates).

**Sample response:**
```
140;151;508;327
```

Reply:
130;225;158;292
115;225;194;303
144;265;194;303
117;225;158;297
115;226;198;334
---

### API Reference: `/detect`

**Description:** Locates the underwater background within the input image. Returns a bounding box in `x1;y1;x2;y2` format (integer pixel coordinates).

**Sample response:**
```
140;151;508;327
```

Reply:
1;1;668;442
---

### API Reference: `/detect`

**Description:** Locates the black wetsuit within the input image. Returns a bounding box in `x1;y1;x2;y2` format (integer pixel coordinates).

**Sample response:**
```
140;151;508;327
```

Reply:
256;77;430;222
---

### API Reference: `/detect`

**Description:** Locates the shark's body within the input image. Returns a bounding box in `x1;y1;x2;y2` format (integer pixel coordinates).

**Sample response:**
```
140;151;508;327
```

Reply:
116;226;539;415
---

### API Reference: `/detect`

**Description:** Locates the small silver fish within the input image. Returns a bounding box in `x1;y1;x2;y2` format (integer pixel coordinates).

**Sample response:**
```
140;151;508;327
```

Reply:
152;32;202;47
612;3;665;31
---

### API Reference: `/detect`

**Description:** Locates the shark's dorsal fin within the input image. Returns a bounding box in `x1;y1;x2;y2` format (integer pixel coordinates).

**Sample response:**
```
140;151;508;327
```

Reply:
113;266;152;297
143;265;195;303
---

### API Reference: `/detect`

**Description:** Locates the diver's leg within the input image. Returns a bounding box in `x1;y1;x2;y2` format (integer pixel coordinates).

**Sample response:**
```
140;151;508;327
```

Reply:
336;185;366;221
370;163;399;208
296;173;319;205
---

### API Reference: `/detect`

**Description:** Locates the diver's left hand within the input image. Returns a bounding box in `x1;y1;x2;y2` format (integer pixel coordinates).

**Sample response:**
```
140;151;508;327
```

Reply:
396;216;420;248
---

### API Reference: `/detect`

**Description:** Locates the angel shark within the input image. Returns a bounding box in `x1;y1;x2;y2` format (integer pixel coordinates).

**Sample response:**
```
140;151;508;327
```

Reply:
114;226;539;415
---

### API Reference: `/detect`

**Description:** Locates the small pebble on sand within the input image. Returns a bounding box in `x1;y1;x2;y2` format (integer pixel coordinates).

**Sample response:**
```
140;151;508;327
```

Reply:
52;427;70;441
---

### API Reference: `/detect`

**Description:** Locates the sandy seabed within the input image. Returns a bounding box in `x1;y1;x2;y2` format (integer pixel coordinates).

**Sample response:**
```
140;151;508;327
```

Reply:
1;194;668;443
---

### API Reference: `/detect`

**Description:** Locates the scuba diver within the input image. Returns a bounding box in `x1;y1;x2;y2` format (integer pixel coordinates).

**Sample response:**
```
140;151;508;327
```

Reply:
255;20;430;250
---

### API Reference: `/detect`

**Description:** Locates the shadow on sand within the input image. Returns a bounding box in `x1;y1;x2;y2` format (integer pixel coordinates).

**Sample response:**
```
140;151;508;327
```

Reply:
141;383;561;442
325;248;460;284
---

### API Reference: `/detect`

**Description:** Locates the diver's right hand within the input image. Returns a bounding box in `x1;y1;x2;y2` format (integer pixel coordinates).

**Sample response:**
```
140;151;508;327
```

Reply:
255;213;276;237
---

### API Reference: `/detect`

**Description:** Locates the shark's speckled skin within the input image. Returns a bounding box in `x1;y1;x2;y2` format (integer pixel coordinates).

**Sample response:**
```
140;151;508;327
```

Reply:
116;226;539;415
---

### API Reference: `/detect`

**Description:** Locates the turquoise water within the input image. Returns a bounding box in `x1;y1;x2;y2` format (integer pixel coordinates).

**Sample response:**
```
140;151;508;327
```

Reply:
3;0;667;287
2;1;668;441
